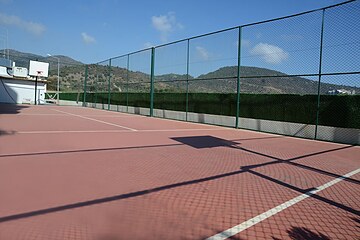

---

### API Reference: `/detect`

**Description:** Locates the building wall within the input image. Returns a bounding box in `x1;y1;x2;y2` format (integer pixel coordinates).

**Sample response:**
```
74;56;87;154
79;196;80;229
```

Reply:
0;77;46;104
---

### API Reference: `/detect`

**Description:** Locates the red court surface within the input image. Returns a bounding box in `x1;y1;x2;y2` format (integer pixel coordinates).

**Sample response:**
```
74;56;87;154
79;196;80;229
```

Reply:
0;104;359;240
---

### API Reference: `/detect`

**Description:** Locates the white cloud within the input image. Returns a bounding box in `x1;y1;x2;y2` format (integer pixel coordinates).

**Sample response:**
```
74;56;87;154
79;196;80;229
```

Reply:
144;42;154;48
250;43;289;64
81;32;96;44
151;12;183;42
196;46;210;60
0;13;45;35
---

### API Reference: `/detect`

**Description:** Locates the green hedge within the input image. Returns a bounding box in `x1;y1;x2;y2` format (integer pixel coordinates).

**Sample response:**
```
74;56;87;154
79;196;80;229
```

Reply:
319;95;360;129
55;92;360;129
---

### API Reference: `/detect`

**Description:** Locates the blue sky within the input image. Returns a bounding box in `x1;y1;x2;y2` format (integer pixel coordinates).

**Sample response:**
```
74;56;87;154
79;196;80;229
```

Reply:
0;0;359;87
0;0;348;64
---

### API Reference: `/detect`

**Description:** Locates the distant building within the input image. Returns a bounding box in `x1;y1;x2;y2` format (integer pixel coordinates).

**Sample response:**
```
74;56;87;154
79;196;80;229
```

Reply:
0;57;47;104
327;89;355;95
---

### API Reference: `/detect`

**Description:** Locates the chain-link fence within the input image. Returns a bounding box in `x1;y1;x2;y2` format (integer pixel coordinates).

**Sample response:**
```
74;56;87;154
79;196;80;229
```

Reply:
49;61;86;105
78;0;359;144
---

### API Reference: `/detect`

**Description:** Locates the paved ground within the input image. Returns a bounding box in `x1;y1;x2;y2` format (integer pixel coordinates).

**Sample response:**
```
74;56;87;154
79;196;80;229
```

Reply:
0;104;359;239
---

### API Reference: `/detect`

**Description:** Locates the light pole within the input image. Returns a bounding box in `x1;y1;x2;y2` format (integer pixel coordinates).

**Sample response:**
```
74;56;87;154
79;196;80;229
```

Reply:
0;28;9;59
0;27;8;59
0;36;6;59
47;54;60;105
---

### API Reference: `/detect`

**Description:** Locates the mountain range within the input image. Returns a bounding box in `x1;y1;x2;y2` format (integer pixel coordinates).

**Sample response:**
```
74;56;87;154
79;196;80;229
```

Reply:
1;49;358;94
0;49;82;69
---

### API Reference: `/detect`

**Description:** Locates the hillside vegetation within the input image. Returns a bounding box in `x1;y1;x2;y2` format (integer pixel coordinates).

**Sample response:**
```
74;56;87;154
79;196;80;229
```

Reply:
2;49;358;94
55;64;359;95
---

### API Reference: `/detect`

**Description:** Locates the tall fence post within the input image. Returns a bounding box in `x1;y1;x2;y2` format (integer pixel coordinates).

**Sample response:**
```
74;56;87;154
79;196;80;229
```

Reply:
94;64;98;107
108;59;112;110
83;65;88;107
126;54;130;113
235;27;242;128
150;47;155;117
315;9;326;140
186;39;190;121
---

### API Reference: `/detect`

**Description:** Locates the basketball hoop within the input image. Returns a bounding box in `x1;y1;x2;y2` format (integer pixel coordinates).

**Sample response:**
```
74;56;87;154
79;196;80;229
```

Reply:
29;60;49;78
29;60;49;105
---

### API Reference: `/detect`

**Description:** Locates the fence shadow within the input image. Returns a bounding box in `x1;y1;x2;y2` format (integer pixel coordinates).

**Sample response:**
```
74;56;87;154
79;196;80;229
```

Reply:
0;130;16;136
171;135;238;149
272;226;331;240
350;217;360;228
0;134;357;230
286;226;331;240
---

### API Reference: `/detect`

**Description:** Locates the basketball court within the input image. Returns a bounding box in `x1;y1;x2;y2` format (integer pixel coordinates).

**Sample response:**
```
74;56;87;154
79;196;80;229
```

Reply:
0;104;359;239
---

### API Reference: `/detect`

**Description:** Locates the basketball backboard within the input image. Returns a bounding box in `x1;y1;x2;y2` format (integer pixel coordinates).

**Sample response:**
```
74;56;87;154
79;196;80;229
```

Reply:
29;60;49;77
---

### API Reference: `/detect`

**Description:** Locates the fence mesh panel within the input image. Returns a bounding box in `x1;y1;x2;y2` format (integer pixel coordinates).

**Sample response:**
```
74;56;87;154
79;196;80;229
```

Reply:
57;63;85;105
127;50;152;115
322;1;360;74
77;1;359;144
92;60;110;109
189;29;238;78
241;11;323;76
153;41;188;119
317;74;360;142
316;1;360;142
84;64;98;107
187;29;238;126
109;56;128;111
238;11;324;138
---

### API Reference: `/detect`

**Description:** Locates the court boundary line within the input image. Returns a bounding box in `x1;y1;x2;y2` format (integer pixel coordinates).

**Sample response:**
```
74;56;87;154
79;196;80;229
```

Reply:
206;167;360;240
22;105;349;147
52;109;138;131
20;113;68;116
19;113;139;117
71;107;347;143
16;128;227;134
58;106;349;147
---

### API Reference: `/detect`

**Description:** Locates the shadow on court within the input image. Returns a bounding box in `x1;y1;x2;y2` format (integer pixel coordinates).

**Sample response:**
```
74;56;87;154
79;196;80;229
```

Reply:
285;226;330;240
0;104;25;137
0;130;16;136
171;135;239;149
0;135;358;225
0;103;29;114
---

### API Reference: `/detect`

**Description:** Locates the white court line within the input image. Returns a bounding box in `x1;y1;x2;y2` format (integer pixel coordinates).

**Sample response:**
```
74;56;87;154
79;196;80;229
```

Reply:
17;128;227;134
52;109;138;131
21;114;135;117
20;113;65;116
77;115;139;118
17;130;132;134
207;167;360;240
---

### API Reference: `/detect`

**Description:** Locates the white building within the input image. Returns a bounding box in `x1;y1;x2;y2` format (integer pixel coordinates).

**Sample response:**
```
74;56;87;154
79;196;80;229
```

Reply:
0;59;47;104
327;89;355;95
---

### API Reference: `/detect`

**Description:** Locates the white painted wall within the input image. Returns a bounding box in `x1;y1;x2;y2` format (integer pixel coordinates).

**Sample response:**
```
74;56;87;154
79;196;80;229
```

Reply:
0;77;46;104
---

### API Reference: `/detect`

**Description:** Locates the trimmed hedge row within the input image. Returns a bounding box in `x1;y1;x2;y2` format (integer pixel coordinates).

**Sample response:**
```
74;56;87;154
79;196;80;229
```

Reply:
56;92;360;129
